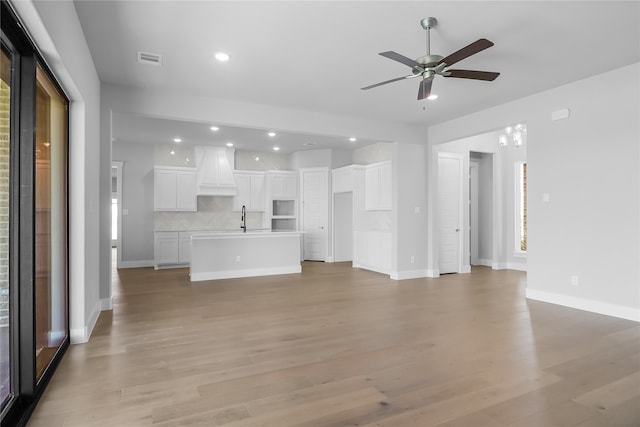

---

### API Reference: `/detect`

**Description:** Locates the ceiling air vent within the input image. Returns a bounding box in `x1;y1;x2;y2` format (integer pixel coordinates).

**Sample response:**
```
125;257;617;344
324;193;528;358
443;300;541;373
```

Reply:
137;51;162;66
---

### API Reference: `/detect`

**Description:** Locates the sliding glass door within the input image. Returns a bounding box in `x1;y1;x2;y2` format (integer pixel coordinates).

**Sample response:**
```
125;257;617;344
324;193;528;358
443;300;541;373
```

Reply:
34;65;68;381
0;43;12;412
1;3;70;424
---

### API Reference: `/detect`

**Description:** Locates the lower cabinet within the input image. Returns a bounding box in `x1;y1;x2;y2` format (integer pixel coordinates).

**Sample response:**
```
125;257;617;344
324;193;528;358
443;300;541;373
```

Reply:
155;231;193;268
353;231;391;275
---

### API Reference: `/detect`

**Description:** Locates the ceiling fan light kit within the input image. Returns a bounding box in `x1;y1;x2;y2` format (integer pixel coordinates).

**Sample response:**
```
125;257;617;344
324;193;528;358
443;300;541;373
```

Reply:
362;17;500;101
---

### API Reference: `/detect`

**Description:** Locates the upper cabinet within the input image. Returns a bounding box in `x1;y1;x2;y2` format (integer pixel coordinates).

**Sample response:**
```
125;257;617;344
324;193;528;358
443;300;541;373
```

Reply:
194;146;236;196
365;161;392;211
332;165;365;194
154;166;197;211
232;171;265;211
268;171;297;199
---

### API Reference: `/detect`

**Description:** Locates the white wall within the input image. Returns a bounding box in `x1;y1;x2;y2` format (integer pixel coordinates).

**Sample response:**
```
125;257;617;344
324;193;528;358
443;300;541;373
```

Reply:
392;142;428;279
428;63;640;321
12;0;103;342
112;142;155;266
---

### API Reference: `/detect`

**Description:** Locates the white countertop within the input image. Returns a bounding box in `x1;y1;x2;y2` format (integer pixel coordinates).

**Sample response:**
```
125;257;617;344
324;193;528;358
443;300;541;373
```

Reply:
191;230;302;240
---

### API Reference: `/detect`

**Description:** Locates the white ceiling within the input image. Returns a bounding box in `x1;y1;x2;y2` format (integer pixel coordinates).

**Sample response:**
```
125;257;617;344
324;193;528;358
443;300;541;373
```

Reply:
75;1;640;150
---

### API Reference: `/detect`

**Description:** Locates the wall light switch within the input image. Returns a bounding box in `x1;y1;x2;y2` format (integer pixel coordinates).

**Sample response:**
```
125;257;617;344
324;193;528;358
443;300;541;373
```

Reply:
414;206;421;214
236;255;241;262
122;209;129;215
542;193;550;203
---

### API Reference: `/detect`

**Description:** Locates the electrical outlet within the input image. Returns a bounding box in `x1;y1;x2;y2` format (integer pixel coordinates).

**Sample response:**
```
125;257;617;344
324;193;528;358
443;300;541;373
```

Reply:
410;256;415;264
571;275;579;287
236;255;241;262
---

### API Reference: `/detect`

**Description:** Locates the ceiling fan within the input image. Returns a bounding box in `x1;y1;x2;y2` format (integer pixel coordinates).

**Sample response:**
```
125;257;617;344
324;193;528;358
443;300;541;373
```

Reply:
362;17;500;100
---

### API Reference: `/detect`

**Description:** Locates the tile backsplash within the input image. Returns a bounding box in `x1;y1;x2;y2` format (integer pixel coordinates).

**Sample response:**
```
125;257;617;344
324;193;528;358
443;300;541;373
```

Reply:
155;196;264;231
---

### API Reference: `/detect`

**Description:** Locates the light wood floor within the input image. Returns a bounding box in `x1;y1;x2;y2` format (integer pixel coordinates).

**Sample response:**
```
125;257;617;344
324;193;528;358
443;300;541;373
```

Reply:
28;262;640;427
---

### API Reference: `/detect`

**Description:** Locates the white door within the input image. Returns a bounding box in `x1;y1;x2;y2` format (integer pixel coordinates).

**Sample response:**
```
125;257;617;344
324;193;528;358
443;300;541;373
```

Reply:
301;168;328;261
438;152;463;274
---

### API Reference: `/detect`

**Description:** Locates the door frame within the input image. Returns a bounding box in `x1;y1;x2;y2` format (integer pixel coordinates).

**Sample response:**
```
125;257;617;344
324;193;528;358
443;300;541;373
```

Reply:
299;167;329;262
470;159;479;266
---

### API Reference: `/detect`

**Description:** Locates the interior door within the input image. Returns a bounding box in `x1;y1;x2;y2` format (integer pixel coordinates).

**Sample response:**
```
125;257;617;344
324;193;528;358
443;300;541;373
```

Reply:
438;152;463;274
301;168;328;261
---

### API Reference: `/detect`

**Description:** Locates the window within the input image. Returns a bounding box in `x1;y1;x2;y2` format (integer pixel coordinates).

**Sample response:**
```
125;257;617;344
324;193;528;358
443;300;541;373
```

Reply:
516;161;527;253
0;43;12;412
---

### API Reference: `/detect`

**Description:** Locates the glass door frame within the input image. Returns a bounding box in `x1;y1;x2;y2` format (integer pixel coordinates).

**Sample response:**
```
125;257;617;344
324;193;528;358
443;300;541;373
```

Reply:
1;2;70;425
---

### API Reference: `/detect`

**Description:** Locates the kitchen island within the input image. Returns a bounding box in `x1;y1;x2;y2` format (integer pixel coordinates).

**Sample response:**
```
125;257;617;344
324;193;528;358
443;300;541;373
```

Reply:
190;231;302;281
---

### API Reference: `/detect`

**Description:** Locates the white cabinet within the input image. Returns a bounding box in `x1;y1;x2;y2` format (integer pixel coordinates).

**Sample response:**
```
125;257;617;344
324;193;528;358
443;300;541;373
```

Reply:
268;171;297;199
353;231;391;275
332;166;354;193
179;233;192;264
155;232;180;267
365;161;392;211
155;231;195;268
266;171;298;231
233;171;265;211
154;167;197;211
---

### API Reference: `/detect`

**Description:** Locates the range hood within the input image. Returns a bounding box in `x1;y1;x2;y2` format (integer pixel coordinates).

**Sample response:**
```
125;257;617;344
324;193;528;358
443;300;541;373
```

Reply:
194;146;237;196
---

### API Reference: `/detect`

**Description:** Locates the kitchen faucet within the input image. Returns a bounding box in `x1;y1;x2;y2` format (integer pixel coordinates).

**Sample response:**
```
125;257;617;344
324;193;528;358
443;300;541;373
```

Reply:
240;205;247;233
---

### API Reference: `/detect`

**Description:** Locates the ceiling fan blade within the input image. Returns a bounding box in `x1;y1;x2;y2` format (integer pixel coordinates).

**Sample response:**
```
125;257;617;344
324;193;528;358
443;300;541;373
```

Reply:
417;79;432;100
438;38;494;67
361;74;419;90
444;69;500;81
379;51;422;69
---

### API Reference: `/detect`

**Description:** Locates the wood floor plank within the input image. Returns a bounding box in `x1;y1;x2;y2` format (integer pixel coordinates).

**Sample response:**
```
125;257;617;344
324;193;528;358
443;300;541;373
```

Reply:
26;260;640;427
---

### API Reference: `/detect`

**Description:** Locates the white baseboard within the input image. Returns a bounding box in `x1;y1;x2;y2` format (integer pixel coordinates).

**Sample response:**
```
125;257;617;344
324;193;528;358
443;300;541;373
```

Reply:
426;268;439;278
100;297;112;311
491;262;527;272
526;288;640;322
119;259;154;269
325;256;334;263
191;265;302;282
476;258;493;267
461;264;471;273
507;263;527;272
391;269;429;280
70;298;102;344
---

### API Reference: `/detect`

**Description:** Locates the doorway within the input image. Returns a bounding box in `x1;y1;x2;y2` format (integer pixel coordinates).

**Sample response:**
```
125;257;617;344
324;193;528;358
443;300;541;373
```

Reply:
469;152;494;267
111;161;123;267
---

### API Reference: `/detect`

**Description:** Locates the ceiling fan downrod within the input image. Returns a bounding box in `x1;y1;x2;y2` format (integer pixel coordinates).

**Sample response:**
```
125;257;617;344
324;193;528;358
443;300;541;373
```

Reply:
420;17;437;56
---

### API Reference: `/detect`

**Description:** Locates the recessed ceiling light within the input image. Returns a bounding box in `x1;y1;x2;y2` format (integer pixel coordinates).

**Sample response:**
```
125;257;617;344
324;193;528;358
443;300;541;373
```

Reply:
273;146;280;151
170;150;175;155
210;126;219;131
427;94;438;100
215;52;230;62
303;141;315;146
226;142;234;147
173;138;182;143
254;156;260;161
349;137;357;142
268;132;276;137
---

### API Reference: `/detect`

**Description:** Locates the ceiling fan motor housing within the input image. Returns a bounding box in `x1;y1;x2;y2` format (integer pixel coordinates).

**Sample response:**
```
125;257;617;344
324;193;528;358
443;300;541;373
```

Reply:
416;54;444;67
